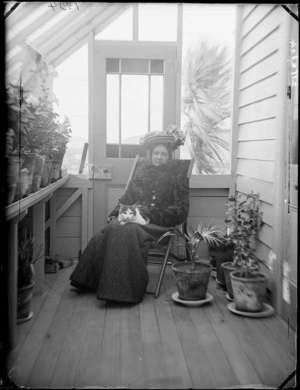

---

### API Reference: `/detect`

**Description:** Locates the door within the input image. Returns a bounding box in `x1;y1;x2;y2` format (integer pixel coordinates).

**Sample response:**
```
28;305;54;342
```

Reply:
282;15;298;329
90;41;177;233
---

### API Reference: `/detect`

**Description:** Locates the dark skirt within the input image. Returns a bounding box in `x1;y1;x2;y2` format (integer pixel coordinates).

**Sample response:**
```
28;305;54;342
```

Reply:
69;221;172;304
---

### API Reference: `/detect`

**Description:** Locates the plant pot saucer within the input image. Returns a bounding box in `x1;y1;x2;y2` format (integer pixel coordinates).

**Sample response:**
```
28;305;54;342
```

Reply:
225;292;234;301
17;311;33;324
227;302;275;318
171;292;213;306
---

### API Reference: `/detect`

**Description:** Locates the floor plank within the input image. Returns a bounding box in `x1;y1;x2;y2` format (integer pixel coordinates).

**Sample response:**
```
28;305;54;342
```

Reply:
74;295;107;388
50;288;92;388
152;274;194;389
119;303;145;389
203;284;262;386
10;267;73;387
211;282;289;387
26;273;77;388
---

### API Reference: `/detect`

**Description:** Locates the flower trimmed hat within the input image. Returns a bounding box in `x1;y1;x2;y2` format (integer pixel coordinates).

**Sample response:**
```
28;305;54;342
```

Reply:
139;125;186;151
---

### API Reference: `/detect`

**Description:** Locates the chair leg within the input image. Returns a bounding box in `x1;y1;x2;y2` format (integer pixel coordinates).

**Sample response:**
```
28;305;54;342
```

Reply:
154;236;174;298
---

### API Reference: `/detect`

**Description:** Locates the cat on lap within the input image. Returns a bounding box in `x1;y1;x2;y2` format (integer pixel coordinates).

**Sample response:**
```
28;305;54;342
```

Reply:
118;203;150;225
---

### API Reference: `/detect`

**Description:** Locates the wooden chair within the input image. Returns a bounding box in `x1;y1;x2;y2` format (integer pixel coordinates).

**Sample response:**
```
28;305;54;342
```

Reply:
125;155;194;298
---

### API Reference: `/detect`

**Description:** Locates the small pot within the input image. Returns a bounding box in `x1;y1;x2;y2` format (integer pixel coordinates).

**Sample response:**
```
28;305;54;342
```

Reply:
31;154;45;193
21;153;36;196
41;157;53;187
50;159;62;183
172;260;212;301
17;281;35;322
6;153;23;205
230;270;267;312
221;262;237;299
209;245;234;286
14;168;30;201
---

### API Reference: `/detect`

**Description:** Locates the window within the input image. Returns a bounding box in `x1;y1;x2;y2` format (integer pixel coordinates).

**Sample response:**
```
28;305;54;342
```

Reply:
180;4;236;175
106;58;164;158
53;45;88;174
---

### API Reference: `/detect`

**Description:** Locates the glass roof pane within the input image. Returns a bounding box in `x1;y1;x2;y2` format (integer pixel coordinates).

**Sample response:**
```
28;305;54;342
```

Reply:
107;58;120;73
27;8;70;43
7;4;47;34
138;4;177;41
95;6;133;40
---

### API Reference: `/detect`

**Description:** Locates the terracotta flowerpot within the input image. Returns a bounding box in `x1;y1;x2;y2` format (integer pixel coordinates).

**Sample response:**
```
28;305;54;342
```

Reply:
172;260;212;301
40;157;53;187
209;245;234;286
221;262;237;299
230;270;267;312
7;154;23;205
17;281;35;322
50;159;62;183
14;168;30;201
21;153;36;196
31;154;45;193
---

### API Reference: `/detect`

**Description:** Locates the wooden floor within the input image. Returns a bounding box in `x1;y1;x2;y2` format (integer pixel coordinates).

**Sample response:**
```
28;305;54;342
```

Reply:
8;263;296;389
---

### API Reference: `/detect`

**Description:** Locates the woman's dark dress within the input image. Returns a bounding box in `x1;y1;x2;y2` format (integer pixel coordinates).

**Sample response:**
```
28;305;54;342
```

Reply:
70;160;190;303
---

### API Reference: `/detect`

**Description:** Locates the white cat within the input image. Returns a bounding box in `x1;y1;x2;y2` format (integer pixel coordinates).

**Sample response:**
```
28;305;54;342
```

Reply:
118;203;149;225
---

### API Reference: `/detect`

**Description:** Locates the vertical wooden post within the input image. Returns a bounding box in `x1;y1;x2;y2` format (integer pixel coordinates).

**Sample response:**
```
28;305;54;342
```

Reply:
133;3;139;41
7;211;27;350
88;31;94;237
49;192;57;256
32;201;45;295
81;187;88;251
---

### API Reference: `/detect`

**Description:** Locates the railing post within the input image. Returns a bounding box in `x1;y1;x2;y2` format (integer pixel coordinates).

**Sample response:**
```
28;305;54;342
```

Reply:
32;194;52;295
7;211;27;350
49;192;57;256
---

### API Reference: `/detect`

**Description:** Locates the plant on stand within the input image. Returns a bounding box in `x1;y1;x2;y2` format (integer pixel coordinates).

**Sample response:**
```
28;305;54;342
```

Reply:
222;191;271;314
159;222;223;303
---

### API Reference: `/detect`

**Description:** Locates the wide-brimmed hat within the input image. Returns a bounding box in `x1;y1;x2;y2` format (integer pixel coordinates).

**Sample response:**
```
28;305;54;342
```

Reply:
139;125;186;151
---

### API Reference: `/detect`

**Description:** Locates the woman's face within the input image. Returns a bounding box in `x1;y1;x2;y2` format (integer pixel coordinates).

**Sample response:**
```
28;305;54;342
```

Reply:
151;144;170;166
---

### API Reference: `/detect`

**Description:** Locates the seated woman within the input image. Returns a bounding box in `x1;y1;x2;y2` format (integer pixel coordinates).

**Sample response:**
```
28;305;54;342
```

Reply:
70;126;190;304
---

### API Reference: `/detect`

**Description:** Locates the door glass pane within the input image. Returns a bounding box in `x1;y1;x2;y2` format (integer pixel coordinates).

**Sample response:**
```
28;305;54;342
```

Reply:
121;59;149;74
150;60;164;74
150;76;163;131
106;74;119;143
121;75;148;144
107;58;120;73
138;4;177;41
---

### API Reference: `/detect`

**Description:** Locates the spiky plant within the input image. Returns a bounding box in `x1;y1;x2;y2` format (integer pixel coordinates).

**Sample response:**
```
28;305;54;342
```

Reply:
158;221;223;270
182;40;233;174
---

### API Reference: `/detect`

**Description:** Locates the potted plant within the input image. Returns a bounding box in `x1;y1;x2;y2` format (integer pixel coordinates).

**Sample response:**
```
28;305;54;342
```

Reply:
6;85;34;202
159;222;223;302
48;115;72;183
17;228;41;322
222;191;268;313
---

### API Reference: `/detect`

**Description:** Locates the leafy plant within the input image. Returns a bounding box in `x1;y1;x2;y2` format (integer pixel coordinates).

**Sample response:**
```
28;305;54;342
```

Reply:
159;222;223;270
6;66;71;158
182;40;233;174
18;228;42;288
224;191;263;274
